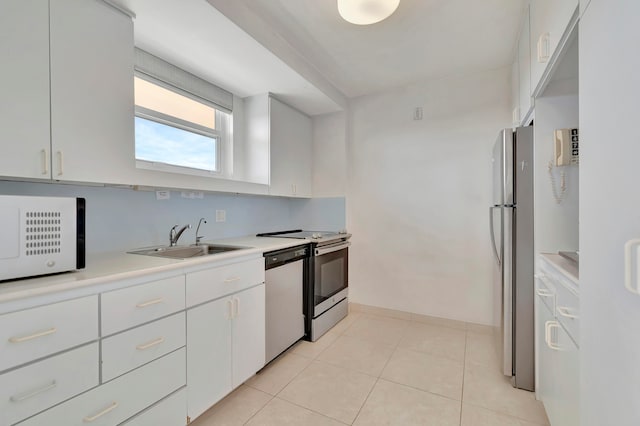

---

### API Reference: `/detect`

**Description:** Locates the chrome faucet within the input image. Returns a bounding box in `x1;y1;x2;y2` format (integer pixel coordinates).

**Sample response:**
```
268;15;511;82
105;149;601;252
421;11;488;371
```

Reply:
169;224;191;247
195;218;207;245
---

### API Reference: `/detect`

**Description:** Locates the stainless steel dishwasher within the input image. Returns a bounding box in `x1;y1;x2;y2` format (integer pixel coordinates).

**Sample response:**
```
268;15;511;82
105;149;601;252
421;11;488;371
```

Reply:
264;244;309;363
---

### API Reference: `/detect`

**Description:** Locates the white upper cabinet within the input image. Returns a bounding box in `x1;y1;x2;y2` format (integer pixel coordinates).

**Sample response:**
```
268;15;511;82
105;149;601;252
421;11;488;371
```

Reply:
529;0;579;96
269;97;312;198
50;0;135;184
0;0;135;184
518;5;532;125
0;0;51;180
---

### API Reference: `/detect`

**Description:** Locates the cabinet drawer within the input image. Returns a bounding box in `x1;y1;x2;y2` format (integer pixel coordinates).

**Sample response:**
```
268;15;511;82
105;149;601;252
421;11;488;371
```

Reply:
186;258;264;307
122;388;186;426
0;295;98;372
0;343;98;425
554;277;579;345
102;312;186;382
19;348;186;426
101;275;185;336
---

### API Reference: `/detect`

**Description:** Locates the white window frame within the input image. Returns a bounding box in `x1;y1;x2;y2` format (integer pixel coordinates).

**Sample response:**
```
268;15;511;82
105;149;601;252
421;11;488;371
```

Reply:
133;66;232;179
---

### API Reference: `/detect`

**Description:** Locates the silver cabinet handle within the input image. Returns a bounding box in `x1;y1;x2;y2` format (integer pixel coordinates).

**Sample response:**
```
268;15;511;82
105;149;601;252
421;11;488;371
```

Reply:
226;299;233;320
233;297;239;318
136;298;164;308
57;151;63;176
557;306;578;319
83;401;118;422
10;380;57;402
315;241;351;256
536;288;554;297
224;277;241;283
9;327;57;343
41;149;49;175
544;321;564;351
136;337;165;350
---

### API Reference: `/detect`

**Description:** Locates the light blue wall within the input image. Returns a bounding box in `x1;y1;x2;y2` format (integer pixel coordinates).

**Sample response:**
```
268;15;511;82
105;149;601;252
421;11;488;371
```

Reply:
0;181;345;254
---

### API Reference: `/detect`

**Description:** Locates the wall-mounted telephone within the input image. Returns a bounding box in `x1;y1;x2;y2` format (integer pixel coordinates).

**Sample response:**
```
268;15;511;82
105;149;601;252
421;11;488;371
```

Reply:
554;128;579;166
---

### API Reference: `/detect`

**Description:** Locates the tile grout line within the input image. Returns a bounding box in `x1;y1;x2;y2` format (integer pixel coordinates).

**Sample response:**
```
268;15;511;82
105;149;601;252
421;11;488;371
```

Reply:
459;330;468;426
241;392;276;426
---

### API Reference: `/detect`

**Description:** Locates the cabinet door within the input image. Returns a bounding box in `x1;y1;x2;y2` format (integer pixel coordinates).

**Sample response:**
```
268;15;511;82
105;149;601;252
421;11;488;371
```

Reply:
0;0;51;179
186;298;232;420
49;0;135;184
518;5;532;123
554;323;579;426
529;0;578;94
536;298;556;421
231;284;265;387
269;97;312;197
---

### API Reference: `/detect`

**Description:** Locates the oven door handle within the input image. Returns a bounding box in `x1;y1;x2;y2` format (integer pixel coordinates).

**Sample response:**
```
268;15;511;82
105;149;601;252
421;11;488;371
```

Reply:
315;242;351;256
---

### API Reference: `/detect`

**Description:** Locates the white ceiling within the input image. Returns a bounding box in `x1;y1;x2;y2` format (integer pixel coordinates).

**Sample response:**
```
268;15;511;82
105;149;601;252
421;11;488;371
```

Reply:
213;0;526;98
108;0;525;115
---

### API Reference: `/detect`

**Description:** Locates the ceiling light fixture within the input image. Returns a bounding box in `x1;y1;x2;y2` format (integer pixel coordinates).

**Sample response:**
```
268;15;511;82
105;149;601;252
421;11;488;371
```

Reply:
337;0;400;25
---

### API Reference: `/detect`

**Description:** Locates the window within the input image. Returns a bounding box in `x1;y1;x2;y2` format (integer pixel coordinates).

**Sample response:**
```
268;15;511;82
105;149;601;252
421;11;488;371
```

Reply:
133;49;234;178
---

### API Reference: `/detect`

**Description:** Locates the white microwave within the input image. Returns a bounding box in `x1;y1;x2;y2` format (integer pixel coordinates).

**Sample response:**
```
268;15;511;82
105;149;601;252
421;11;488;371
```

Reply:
0;195;85;281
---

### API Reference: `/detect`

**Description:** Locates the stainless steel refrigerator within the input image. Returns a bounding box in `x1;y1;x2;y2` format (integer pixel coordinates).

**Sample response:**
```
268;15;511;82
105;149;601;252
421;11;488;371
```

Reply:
490;126;534;391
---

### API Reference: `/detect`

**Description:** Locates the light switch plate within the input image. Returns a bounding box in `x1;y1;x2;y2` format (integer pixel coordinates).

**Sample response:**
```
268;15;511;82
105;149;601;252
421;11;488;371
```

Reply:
215;210;226;222
156;191;170;200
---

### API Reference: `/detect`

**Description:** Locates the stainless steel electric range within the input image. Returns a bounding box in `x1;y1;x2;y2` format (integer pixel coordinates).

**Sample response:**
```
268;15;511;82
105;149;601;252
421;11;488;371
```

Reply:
257;230;351;341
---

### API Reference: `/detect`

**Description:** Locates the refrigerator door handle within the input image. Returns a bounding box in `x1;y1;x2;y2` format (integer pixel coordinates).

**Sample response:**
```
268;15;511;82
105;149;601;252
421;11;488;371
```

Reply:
489;206;502;266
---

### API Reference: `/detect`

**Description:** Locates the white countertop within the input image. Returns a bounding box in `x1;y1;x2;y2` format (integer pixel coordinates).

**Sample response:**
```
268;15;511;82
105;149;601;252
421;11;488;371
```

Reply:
540;253;579;286
0;236;306;313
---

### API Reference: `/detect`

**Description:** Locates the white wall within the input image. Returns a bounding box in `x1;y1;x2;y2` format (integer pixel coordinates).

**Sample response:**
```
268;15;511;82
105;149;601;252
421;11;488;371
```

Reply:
0;181;345;255
534;94;579;255
346;67;511;325
312;112;347;197
580;1;640;424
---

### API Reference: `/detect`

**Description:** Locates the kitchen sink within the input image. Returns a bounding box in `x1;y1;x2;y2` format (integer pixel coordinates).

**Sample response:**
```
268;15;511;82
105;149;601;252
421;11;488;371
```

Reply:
128;244;247;259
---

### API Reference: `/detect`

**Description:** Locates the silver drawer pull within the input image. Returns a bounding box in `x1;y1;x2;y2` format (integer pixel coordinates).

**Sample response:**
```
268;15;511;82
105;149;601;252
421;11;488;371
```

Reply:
536;288;554;297
83;401;118;422
136;298;164;308
9;327;57;343
224;277;240;283
136;337;165;350
557;306;579;319
10;380;57;402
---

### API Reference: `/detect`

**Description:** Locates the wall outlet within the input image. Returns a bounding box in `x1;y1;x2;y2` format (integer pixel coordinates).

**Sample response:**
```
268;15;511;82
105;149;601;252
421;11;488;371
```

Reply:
155;190;170;200
215;210;226;222
181;191;204;199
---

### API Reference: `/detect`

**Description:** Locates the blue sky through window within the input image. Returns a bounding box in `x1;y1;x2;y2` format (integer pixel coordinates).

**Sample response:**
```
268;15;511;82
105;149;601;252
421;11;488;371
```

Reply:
135;117;217;171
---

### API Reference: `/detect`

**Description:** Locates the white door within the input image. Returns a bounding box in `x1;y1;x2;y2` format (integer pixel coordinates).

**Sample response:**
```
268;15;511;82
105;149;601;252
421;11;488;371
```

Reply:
186;298;232;420
49;0;135;184
536;298;556;422
0;0;51;179
231;284;265;387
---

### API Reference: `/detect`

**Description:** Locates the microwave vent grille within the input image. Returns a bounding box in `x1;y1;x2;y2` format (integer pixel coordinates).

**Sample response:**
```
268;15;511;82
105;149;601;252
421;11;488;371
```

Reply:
24;211;62;256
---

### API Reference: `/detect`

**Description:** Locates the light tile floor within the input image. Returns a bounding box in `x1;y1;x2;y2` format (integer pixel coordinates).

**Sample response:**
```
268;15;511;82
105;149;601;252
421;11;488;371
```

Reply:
191;312;549;426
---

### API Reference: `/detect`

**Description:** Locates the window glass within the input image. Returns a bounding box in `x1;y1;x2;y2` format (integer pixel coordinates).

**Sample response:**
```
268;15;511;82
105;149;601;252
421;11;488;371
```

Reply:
135;117;217;171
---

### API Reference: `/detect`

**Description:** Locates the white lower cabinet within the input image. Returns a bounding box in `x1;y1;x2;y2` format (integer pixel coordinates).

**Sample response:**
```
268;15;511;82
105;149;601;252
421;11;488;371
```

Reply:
18;348;186;426
186;284;265;421
122;388;187;426
0;343;98;425
536;255;579;426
